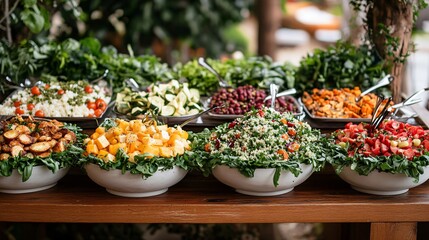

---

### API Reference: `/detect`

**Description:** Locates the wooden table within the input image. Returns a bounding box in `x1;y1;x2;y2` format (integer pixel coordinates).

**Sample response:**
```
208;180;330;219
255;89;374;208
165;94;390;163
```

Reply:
1;113;429;240
1;170;428;240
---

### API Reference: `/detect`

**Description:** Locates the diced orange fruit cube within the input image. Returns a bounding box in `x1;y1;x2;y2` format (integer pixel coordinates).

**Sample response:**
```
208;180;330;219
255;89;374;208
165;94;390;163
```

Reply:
86;143;99;155
95;127;105;135
141;136;151;145
159;147;173;158
153;133;162;139
91;132;100;140
113;127;123;136
167;133;181;145
141;145;159;157
98;149;109;158
128;141;142;153
149;138;163;146
95;135;110;149
172;145;185;156
178;130;188;140
118;120;130;130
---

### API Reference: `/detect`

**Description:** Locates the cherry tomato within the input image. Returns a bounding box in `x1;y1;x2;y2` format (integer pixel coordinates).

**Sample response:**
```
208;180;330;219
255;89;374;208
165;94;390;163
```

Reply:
403;148;415;160
94;109;103;117
84;85;93;94
31;86;41;95
35;110;45;117
13;101;21;107
287;128;296;136
287;142;300;152
15;108;24;115
57;89;65;95
87;101;96;110
228;121;236;129
44;84;50;89
95;99;107;111
27;103;35;110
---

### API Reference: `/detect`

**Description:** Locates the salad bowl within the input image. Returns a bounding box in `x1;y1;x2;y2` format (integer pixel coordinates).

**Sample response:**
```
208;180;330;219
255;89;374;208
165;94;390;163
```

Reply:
0;116;83;194
330;120;429;195
80;118;193;197
194;107;327;196
0;166;69;194
338;165;429;195
213;164;313;196
85;164;187;197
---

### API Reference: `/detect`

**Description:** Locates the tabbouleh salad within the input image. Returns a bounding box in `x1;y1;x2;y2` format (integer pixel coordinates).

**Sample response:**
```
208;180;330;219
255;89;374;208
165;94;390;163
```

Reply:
193;107;327;184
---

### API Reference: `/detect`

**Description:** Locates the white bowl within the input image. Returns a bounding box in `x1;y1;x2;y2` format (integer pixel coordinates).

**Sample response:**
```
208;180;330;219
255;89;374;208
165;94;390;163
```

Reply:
0;166;69;194
212;164;313;196
338;166;429;195
85;163;187;197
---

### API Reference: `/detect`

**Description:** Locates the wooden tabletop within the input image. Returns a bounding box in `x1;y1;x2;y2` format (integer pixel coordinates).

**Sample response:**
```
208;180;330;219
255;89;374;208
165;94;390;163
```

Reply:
1;169;429;224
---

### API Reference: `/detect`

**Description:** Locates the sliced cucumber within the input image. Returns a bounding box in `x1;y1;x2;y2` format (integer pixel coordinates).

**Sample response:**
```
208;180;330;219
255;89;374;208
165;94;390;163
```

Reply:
158;83;168;92
189;88;200;102
148;96;165;110
188;102;202;110
170;79;180;90
165;94;176;102
161;105;176;116
176;92;187;104
182;86;192;100
118;80;203;117
177;106;187;115
116;92;125;103
131;107;144;116
136;100;148;107
137;91;148;98
123;95;133;102
116;102;131;113
151;86;160;94
188;109;200;115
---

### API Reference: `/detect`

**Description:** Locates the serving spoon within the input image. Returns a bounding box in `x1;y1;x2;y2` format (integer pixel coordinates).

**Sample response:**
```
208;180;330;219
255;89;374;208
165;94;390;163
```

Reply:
356;75;393;102
264;88;297;102
198;57;232;89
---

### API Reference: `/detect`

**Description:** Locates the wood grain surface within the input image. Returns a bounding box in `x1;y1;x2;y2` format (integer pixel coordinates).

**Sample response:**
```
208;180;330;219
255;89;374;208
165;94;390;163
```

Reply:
1;170;428;224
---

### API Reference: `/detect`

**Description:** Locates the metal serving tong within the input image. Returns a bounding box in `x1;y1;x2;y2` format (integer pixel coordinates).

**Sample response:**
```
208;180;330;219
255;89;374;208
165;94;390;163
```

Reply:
4;76;42;90
356;75;393;102
198;57;232;89
391;87;429;117
370;88;428;131
125;78;142;92
91;69;109;84
264;88;297;102
269;84;279;109
370;95;393;132
179;104;226;128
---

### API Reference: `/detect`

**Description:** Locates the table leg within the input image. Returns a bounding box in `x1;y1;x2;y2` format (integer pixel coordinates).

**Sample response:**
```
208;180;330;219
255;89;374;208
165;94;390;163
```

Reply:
370;222;417;240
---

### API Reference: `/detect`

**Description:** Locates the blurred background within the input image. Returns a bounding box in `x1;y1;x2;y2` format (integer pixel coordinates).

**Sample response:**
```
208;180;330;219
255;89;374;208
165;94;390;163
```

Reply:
1;0;429;105
1;0;429;239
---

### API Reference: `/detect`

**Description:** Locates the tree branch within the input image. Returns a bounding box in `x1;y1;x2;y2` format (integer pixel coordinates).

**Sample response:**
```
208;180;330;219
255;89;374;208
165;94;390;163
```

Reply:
0;0;20;24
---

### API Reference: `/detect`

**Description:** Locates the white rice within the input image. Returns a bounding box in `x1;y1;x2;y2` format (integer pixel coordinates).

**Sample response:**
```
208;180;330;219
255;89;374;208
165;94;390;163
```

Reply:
0;81;111;117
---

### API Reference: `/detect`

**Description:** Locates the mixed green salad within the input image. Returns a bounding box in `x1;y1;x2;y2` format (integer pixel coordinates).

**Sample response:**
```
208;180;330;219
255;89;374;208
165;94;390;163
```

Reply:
191;107;328;186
